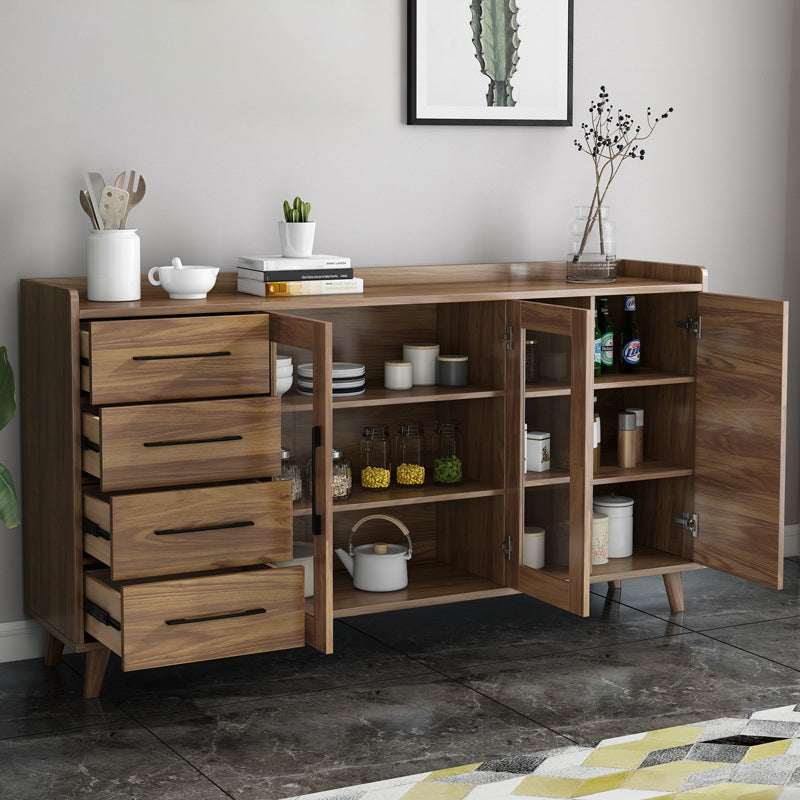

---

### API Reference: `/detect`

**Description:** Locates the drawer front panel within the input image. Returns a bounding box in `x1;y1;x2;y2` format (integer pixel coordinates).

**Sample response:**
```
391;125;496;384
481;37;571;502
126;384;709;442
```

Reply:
83;482;293;580
84;567;304;671
81;314;270;404
83;397;281;491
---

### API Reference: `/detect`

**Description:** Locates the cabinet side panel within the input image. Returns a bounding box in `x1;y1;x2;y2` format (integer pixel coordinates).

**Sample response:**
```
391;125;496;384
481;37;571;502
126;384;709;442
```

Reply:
20;281;83;648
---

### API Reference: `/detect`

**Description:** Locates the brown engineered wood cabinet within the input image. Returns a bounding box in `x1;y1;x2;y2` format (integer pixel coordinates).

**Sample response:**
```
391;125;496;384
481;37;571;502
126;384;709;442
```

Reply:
20;260;787;697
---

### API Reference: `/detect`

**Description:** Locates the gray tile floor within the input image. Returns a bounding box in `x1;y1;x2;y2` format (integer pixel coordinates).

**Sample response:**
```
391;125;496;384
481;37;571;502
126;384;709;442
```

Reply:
3;559;800;799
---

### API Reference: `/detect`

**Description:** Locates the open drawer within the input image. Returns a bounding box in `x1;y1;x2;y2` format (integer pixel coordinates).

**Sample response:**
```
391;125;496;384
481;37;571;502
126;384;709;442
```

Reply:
81;396;281;491
83;481;293;580
84;565;305;671
80;314;270;404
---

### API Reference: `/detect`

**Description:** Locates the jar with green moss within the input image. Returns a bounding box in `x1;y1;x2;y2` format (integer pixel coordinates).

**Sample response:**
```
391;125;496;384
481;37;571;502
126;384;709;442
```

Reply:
433;421;463;484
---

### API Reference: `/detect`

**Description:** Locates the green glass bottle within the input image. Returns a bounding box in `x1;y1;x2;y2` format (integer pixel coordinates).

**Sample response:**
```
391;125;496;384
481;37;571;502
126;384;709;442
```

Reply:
594;307;602;377
598;297;614;374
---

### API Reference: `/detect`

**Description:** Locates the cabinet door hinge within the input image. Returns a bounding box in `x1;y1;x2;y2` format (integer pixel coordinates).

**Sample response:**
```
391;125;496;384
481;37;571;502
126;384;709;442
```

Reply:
502;326;513;351
675;512;699;537
677;316;702;339
501;534;512;560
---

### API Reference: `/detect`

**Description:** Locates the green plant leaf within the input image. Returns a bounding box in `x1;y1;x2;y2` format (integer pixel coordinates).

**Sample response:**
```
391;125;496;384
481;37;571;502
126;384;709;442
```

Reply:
283;200;291;222
0;346;15;432
0;464;19;528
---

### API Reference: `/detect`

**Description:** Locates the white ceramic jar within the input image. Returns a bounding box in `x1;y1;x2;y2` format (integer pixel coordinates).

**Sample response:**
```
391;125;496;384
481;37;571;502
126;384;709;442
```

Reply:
402;343;439;385
86;229;141;302
384;360;413;390
525;431;551;472
523;526;545;569
593;495;633;558
591;512;609;565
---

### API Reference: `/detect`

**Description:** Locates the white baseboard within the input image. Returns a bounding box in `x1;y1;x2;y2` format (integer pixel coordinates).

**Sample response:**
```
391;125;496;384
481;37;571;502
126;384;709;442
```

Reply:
0;526;797;664
0;619;46;663
785;523;800;557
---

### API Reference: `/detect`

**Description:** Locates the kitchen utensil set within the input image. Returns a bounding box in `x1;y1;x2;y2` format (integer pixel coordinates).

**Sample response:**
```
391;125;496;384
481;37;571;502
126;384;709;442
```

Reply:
79;170;147;230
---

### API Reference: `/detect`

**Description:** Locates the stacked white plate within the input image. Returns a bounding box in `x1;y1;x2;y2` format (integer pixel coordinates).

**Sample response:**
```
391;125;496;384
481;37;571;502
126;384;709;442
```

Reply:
296;362;366;397
275;355;294;396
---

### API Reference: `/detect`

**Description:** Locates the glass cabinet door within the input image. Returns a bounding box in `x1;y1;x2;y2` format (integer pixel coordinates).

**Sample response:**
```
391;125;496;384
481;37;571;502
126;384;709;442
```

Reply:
506;300;593;615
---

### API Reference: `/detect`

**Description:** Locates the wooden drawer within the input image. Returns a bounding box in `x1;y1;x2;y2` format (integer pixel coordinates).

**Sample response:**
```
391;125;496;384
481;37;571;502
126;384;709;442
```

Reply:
81;396;280;491
83;482;293;581
84;565;304;671
80;314;270;404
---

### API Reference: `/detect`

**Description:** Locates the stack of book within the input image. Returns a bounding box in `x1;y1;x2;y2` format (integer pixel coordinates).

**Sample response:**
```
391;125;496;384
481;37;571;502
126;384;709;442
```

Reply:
236;255;363;297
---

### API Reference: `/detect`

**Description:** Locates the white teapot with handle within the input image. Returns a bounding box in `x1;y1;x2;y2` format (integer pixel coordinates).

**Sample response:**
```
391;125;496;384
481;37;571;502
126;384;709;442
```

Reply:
335;514;412;592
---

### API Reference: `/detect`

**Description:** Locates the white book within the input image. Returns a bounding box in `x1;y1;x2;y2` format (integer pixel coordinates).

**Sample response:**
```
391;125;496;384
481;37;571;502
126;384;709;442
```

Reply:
237;277;363;297
237;254;351;270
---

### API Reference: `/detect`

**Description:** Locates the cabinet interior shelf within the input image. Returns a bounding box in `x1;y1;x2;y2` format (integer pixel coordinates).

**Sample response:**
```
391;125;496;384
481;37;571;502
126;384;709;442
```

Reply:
525;370;695;398
531;545;703;584
592;461;694;485
293;479;504;515
281;383;504;413
524;468;570;487
320;560;517;618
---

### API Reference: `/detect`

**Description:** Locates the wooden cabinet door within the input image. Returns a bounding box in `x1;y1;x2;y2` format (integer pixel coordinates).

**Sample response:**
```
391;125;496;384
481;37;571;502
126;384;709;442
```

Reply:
268;312;334;653
507;300;593;615
694;293;787;588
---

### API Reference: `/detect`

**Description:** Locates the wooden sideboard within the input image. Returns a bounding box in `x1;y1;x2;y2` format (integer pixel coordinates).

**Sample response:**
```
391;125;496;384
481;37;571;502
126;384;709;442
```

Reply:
20;261;787;697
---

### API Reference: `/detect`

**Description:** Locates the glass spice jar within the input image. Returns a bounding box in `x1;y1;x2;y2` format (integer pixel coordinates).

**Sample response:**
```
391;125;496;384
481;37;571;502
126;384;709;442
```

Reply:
305;447;353;501
525;337;539;384
360;425;391;489
279;447;303;502
331;448;352;500
395;421;425;486
433;421;463;484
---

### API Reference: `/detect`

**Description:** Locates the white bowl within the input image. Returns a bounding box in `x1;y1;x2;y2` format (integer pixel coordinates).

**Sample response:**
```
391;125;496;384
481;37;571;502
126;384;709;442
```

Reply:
275;364;294;378
147;265;219;299
275;375;293;396
276;355;293;366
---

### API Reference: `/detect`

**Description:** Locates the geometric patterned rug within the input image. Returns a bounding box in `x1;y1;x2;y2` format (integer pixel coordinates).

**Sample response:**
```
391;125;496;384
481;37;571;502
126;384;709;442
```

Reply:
282;705;800;800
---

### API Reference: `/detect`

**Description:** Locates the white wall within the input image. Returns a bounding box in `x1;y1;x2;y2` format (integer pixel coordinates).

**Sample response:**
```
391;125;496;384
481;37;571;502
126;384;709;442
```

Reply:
0;1;794;635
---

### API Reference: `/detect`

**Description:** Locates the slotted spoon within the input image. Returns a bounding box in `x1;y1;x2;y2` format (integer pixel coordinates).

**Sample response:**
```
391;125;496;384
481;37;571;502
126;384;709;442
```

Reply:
114;171;146;229
97;186;129;230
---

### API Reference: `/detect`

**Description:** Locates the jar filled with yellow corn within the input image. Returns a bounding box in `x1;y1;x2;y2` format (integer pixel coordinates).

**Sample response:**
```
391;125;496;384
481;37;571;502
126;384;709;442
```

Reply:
360;425;391;489
395;421;426;486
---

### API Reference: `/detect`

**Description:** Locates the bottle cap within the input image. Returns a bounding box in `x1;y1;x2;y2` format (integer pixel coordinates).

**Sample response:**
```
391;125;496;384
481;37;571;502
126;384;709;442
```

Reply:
624;407;644;425
617;411;636;431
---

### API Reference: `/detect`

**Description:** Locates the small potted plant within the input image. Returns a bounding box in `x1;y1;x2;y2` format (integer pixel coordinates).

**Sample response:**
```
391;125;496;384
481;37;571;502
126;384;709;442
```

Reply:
0;346;19;529
278;196;315;258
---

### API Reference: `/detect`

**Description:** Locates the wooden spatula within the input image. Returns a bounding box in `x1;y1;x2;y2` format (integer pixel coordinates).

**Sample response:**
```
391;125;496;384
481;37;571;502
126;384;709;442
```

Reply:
97;186;129;230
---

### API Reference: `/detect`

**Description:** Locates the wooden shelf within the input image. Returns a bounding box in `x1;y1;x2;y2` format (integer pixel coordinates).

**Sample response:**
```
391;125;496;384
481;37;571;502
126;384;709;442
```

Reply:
524;467;570;487
320;560;517;618
524;379;571;398
592;461;694;485
590;546;703;583
281;383;504;413
594;370;695;390
531;545;703;584
292;479;504;515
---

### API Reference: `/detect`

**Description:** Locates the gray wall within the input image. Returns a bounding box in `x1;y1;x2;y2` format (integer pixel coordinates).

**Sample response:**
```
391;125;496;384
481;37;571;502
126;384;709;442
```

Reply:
0;1;794;628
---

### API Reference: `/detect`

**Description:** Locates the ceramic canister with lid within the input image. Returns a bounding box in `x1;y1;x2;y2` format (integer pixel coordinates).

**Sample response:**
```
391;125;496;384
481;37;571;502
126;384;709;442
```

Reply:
592;495;633;558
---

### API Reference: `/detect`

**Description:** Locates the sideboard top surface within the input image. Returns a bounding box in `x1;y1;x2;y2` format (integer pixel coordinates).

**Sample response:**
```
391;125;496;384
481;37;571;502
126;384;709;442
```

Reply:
22;260;708;319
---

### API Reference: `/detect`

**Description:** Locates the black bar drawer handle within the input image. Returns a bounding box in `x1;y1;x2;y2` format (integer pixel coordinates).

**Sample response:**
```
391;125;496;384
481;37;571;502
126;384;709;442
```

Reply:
143;435;243;448
311;425;321;536
165;607;266;626
83;517;110;541
132;351;231;361
154;521;255;536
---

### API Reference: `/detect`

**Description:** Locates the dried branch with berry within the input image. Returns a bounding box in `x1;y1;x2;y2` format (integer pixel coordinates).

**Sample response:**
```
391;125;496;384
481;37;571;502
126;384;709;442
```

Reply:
572;86;673;262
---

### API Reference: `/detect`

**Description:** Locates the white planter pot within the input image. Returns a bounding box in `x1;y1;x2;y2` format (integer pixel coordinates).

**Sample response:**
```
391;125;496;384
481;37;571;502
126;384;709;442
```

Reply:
278;221;315;258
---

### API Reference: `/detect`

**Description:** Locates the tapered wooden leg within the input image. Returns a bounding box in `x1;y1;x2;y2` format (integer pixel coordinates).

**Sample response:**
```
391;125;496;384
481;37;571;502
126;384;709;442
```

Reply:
607;580;622;591
663;572;685;613
83;647;110;699
43;633;64;667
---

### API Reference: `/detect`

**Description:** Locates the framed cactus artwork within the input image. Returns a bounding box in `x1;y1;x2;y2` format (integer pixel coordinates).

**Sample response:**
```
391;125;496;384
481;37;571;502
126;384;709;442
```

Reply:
407;0;572;126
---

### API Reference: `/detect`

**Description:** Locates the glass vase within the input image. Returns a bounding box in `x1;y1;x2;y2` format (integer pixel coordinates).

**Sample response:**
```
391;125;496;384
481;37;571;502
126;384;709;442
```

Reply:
566;205;617;283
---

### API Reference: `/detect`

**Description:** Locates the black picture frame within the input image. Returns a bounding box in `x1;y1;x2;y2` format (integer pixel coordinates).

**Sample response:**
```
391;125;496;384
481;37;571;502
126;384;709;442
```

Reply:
407;0;573;126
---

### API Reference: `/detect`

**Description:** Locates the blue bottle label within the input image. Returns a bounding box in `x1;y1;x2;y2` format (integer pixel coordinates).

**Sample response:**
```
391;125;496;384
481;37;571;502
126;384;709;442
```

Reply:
594;338;601;365
625;295;636;311
623;339;641;364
